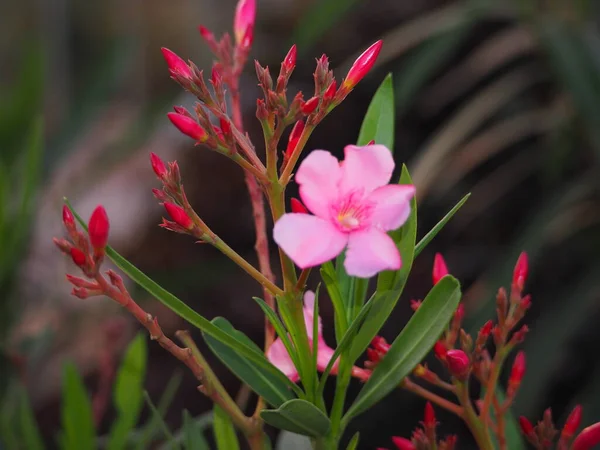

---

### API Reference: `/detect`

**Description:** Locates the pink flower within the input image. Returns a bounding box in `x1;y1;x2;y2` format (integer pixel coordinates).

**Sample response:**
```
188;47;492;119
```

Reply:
273;144;415;278
266;291;369;382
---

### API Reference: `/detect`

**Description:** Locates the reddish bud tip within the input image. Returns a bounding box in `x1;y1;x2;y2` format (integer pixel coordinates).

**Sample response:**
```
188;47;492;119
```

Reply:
513;251;529;290
455;303;465;321
301;96;319;115
219;118;231;136
70;248;86;266
391;437;416;450
198;25;214;43
164;202;193;230
160;48;192;79
367;139;375;145
88;206;110;250
62;205;75;229
410;299;422;311
323;79;337;102
572;422;600;450
445;349;470;379
285;120;305;159
234;0;256;45
509;351;526;385
371;336;391;353
290;198;308;214
424;402;436;428
343;40;383;90
150;152;168;179
433;341;447;360
519;416;535;436
432;253;450;285
562;405;583;439
283;44;297;71
167;112;208;142
481;320;494;337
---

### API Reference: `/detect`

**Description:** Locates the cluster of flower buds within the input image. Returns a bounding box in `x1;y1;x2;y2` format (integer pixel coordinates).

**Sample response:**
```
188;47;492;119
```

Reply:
365;336;391;369
379;403;458;450
520;405;600;450
53;205;110;298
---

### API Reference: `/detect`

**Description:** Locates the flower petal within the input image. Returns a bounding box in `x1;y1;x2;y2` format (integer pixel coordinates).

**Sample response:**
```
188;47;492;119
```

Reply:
315;337;338;372
368;184;415;231
344;228;401;277
302;291;322;340
339;145;395;195
273;214;348;269
296;150;342;218
266;338;299;382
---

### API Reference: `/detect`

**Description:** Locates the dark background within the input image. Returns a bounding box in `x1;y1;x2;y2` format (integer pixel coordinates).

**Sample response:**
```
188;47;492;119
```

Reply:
1;0;600;448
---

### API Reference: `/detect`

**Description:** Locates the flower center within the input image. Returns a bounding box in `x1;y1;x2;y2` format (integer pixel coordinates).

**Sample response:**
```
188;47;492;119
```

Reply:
334;191;372;231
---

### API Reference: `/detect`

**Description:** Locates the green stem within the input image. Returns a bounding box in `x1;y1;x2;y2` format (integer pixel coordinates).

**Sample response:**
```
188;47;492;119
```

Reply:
279;124;316;186
455;381;495;450
329;358;352;445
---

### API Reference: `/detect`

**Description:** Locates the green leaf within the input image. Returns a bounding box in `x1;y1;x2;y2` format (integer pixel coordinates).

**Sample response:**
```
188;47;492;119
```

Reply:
64;200;299;395
61;363;96;450
320;262;347;343
345;432;360;450
344;276;461;420
213;405;240;450
182;410;210;450
18;387;44;450
143;391;176;445
261;399;331;437
275;431;311;450
414;193;471;258
108;333;148;450
204;317;295;407
357;74;395;149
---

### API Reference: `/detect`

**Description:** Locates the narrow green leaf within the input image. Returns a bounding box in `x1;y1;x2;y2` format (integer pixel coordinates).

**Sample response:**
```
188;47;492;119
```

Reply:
108;333;148;450
345;432;360;450
320;262;347;343
143;391;177;445
357;73;395;149
213;405;240;450
182;410;210;450
64;200;299;395
260;399;331;437
414;193;471;258
344;276;461;420
18;388;44;450
61;363;96;450
204;317;296;407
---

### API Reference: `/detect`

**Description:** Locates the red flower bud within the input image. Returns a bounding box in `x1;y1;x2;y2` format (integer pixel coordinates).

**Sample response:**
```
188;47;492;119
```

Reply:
70;248;86;266
454;303;465;321
445;349;470;379
513;251;529;291
323;79;337;102
283;44;297;71
167;112;208;142
150;152;168;179
285;120;305;159
432;253;449;285
371;336;391;353
301;96;319;115
342;40;383;90
410;299;422;311
509;351;526;385
160;48;192;79
424;402;436;428
164;202;193;230
290;198;308;214
572;422;600;450
88;206;109;250
481;320;494;336
519;416;535;436
434;341;447;360
562;405;583;439
391;437;415;450
234;0;256;45
219;118;231;136
367;139;375;145
62;205;75;229
198;25;215;44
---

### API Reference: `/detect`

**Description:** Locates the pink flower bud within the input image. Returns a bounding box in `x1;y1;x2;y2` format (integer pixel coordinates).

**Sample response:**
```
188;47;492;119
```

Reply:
446;349;470;379
167;112;208;142
424;402;436;429
562;405;583;439
290;198;308;214
150;152;168;179
323;79;337;102
234;0;256;45
285;120;304;159
509;351;526;385
519;416;535;436
342;40;383;90
410;299;422;311
513;251;529;290
572;422;600;450
391;437;415;450
433;341;447;360
481;320;494;336
164;202;193;230
219;118;231;136
88;206;109;250
432;253;449;285
301;96;319;115
70;248;86;266
283;44;297;72
160;48;192;79
62;205;75;229
198;25;215;44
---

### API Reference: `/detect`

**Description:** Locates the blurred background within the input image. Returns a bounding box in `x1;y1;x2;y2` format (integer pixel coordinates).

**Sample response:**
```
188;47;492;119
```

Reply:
1;0;600;448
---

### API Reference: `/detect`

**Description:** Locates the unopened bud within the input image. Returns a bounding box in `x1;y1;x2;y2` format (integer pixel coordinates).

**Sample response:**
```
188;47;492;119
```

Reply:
433;341;447;360
424;402;436;429
219;118;231;137
562;405;583;440
301;96;319;115
283;44;297;72
285;120;304;159
290;198;308;214
150;153;168;179
513;251;529;291
62;205;75;230
233;0;256;45
391;437;415;450
256;99;268;121
88;206;109;250
167;112;208;142
342;40;383;90
70;248;86;266
323;79;337;102
161;48;192;79
509;351;526;391
445;349;470;379
572;422;600;450
432;253;449;285
519;416;535;436
410;299;422;311
164;202;193;230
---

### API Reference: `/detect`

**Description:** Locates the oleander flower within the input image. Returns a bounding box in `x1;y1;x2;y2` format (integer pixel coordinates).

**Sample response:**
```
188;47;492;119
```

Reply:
273;144;415;278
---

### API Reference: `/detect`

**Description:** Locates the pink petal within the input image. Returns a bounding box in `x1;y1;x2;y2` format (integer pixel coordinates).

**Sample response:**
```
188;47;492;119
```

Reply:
368;184;415;231
296;150;342;218
315;337;338;372
339;145;395;195
344;228;401;277
273;214;348;269
302;291;322;340
266;338;299;382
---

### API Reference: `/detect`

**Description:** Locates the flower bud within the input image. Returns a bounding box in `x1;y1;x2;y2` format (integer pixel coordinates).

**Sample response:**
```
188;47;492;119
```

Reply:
160;48;192;79
167;112;208;142
301;96;319;115
234;0;256;45
410;299;422;311
433;341;447;360
445;349;470;379
285;120;304;160
323;79;337;102
290;198;308;214
283;44;297;72
62;205;75;230
509;351;526;389
424;402;436;429
164;202;193;230
256;99;269;121
572;422;600;450
88;206;109;250
70;248;86;266
562;405;583;440
198;25;216;47
432;253;449;285
513;251;529;291
519;416;535;437
391;437;415;450
342;40;383;90
150;152;168;179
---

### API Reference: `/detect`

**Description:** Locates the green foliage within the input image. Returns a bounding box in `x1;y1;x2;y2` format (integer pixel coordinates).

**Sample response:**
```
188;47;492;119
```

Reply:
213;405;240;450
182;410;210;450
261;399;331;437
357;74;395;149
60;363;96;450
